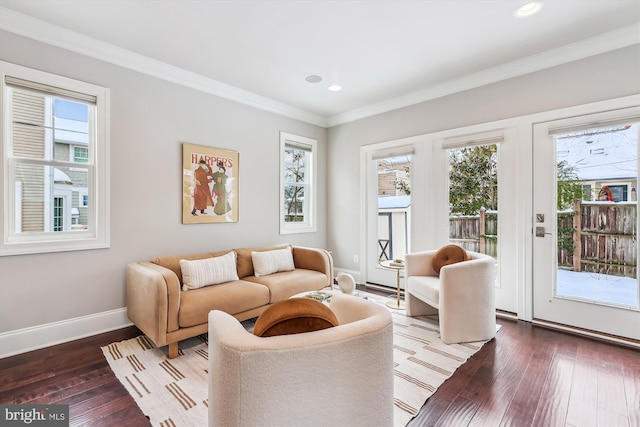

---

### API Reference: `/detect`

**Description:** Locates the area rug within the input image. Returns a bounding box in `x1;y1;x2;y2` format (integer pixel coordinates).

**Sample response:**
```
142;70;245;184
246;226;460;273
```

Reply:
102;293;498;426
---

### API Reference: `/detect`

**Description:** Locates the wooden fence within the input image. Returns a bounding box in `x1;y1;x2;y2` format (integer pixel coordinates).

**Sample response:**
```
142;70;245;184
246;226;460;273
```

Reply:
449;209;498;258
451;201;637;278
559;200;636;278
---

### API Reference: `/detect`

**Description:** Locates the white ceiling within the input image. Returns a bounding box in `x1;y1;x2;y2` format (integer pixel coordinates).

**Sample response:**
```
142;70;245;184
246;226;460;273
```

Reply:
0;0;639;127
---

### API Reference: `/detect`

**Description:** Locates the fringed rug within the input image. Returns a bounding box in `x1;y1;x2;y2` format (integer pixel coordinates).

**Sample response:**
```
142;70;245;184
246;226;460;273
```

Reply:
102;293;498;426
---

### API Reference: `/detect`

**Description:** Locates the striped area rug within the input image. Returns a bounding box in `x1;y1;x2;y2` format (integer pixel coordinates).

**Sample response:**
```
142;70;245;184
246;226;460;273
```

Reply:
102;294;497;426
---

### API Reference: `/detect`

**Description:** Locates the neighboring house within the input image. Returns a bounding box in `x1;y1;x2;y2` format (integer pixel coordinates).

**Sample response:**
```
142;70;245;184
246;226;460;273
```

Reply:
558;124;638;202
378;157;410;196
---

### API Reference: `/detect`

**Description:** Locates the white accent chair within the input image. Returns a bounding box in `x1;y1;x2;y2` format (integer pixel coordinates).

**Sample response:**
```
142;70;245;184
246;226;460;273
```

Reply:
405;249;496;344
208;292;394;427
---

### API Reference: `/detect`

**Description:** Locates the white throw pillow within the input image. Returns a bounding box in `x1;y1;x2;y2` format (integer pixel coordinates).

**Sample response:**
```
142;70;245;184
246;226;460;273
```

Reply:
180;251;239;291
252;247;295;277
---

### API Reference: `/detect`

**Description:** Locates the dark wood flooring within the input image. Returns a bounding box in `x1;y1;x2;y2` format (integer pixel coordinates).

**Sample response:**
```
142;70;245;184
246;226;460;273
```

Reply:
1;295;638;426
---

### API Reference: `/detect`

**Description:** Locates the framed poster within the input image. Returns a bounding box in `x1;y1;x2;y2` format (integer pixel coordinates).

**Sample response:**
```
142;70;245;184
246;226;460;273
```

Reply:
182;142;239;224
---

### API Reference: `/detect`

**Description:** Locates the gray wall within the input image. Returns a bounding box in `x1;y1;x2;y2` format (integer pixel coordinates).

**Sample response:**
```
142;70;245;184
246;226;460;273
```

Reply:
327;46;640;271
0;31;327;333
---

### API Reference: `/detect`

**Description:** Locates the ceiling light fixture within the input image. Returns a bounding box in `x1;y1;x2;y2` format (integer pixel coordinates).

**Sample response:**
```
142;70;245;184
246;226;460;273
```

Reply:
327;84;342;92
514;1;543;18
304;74;323;84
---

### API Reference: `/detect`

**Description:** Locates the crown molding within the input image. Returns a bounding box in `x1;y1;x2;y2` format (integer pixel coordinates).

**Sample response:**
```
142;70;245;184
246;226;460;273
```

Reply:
0;7;328;128
327;24;640;127
1;7;637;129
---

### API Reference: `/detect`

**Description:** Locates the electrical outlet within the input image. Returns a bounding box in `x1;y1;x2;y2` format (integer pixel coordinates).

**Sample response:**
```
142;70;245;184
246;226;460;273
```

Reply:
353;254;359;263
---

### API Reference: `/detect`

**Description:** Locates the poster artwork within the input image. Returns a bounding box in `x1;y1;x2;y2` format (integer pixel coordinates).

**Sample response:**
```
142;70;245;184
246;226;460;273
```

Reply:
182;143;239;224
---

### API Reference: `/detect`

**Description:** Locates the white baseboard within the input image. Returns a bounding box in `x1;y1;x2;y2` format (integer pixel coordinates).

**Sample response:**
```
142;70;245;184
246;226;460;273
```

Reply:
0;308;132;359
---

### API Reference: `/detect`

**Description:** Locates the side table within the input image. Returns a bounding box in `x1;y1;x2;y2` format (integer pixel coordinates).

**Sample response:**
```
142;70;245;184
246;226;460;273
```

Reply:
379;260;405;309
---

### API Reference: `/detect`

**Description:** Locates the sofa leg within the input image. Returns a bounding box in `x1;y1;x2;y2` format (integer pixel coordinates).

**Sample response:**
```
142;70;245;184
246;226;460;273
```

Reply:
168;342;179;359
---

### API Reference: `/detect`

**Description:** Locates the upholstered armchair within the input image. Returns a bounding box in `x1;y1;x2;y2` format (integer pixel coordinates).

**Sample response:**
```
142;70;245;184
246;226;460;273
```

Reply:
207;292;394;427
405;248;496;344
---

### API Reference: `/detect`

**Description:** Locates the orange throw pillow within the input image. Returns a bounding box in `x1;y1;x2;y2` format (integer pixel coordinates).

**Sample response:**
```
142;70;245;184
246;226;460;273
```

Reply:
432;244;469;275
253;298;339;337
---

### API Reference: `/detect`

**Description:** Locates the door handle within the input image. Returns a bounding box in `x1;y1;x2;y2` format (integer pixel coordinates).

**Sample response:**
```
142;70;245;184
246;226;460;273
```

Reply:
535;226;552;237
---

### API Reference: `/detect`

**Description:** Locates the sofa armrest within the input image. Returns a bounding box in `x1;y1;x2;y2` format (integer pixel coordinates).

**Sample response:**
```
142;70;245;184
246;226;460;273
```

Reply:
439;255;495;310
291;246;333;287
126;262;182;346
405;250;438;277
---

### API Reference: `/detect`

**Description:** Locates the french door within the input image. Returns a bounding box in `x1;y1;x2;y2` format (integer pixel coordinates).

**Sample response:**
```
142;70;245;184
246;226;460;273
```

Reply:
365;147;413;287
532;108;640;340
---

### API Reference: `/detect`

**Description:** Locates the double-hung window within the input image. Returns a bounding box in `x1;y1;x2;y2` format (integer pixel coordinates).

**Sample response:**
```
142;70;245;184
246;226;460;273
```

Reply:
1;61;110;255
280;132;317;234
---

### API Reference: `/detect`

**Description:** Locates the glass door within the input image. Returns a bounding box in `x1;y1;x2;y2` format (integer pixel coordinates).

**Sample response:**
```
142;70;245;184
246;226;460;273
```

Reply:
447;143;499;272
532;109;640;340
366;152;412;287
443;134;513;312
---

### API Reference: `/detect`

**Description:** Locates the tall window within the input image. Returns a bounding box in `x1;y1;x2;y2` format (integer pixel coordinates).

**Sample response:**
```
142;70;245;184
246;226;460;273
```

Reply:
444;131;503;286
1;61;110;255
280;132;317;234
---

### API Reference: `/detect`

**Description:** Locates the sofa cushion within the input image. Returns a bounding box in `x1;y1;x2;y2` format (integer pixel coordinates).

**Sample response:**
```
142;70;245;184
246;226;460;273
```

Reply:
179;279;270;328
407;276;441;307
432;244;468;275
235;244;290;278
243;269;328;303
253;298;339;337
151;250;232;284
252;247;295;277
180;251;239;290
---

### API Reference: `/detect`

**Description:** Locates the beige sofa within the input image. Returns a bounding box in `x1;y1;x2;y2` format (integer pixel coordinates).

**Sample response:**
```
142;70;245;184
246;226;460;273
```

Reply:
126;245;333;358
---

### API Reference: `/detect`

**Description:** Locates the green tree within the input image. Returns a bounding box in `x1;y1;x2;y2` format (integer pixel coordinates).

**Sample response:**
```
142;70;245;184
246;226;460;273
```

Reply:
448;145;497;215
556;160;585;210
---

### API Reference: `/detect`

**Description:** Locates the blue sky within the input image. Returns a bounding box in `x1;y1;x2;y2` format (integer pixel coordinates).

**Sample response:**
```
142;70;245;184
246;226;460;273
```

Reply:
54;99;88;122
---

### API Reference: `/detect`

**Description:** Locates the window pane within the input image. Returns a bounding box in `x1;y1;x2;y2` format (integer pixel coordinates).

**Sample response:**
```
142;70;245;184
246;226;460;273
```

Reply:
376;155;411;261
12;163;89;233
284;148;306;184
554;123;638;307
448;144;499;284
284;185;305;222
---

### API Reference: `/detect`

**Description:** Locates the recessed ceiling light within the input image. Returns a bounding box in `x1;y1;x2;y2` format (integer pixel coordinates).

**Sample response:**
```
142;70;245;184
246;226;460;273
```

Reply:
514;1;543;18
328;84;342;92
305;74;323;84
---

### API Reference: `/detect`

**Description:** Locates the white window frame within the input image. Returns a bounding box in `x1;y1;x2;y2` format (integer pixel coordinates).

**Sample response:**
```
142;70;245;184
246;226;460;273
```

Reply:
279;132;317;234
0;61;110;256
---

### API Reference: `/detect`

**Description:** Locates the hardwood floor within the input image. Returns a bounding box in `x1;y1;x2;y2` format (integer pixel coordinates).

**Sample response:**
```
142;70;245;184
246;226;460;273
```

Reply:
407;318;640;427
0;327;151;427
1;307;638;426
